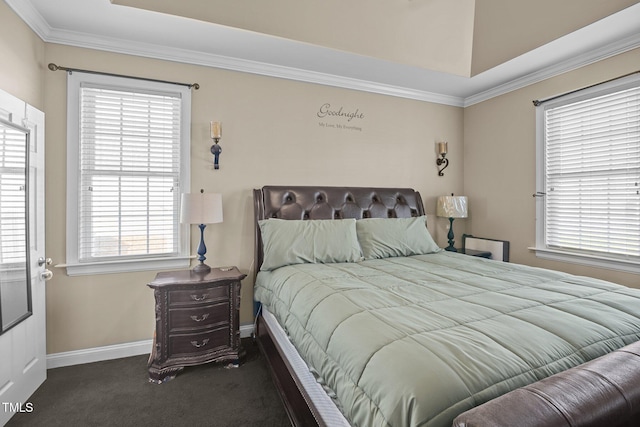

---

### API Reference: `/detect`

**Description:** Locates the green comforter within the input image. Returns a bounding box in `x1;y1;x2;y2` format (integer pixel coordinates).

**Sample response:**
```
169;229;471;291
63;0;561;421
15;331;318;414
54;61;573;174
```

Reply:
254;252;640;427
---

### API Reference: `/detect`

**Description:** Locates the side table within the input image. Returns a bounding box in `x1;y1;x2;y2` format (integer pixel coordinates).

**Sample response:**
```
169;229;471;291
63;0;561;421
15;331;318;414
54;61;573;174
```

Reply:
147;267;246;383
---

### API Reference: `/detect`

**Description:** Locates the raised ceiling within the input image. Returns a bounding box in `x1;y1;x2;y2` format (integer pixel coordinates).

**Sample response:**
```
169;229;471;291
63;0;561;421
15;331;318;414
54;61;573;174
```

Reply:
111;0;477;77
111;0;638;77
6;0;640;106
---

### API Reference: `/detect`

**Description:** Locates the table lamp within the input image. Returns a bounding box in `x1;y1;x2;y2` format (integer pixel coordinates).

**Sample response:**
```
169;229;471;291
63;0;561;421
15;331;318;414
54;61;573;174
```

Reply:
437;194;468;252
180;190;223;272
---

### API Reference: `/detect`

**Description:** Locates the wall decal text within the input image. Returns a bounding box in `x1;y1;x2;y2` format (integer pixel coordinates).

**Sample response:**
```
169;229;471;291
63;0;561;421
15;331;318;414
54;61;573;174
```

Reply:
317;103;365;132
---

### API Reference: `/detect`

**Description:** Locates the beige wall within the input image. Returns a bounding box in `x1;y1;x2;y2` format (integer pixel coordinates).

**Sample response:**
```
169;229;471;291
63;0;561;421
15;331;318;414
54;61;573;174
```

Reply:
42;44;464;353
464;47;640;289
4;2;638;355
0;1;45;109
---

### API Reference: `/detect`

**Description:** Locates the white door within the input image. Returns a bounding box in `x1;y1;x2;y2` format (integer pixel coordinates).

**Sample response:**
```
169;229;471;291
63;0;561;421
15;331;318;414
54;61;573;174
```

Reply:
0;90;47;426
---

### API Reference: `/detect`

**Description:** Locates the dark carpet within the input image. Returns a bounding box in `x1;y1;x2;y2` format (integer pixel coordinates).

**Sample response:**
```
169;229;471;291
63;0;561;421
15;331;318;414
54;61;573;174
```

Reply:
7;338;290;427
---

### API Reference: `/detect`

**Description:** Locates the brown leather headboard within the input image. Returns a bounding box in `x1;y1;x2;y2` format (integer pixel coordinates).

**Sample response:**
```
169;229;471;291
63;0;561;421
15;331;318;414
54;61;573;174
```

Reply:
253;186;425;274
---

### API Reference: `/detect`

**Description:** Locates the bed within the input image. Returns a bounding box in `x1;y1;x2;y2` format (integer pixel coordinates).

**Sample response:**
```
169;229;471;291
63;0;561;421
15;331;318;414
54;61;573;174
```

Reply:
252;185;640;427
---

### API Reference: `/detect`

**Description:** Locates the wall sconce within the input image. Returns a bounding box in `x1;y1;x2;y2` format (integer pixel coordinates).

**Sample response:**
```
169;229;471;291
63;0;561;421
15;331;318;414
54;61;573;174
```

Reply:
210;121;222;169
436;141;449;176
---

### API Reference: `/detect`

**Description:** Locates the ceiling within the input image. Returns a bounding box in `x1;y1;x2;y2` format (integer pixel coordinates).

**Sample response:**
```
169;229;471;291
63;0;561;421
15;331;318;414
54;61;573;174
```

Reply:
6;0;640;106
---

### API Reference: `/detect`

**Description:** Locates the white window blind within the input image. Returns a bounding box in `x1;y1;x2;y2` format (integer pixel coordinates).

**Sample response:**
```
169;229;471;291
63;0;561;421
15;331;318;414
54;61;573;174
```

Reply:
0;122;27;265
543;81;640;262
66;71;191;275
78;85;182;261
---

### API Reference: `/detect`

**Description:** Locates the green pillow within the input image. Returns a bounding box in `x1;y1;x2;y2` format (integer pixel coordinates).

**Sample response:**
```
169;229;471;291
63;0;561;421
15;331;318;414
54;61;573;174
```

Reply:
356;216;441;259
258;218;363;271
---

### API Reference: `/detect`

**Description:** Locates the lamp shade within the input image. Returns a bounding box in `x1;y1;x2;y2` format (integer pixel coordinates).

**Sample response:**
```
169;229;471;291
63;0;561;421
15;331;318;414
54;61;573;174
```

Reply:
180;192;223;225
436;195;468;219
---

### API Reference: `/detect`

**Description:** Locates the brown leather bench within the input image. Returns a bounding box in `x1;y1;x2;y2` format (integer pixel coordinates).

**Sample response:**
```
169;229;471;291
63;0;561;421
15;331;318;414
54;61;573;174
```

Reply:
453;340;640;427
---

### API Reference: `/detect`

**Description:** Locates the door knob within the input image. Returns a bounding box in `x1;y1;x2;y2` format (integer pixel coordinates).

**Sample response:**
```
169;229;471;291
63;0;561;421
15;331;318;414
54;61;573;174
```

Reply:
38;257;52;266
41;270;53;281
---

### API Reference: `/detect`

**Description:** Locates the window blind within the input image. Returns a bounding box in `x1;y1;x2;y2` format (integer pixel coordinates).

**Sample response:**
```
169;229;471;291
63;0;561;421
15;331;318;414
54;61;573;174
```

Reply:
544;84;640;259
0;124;27;265
78;85;181;261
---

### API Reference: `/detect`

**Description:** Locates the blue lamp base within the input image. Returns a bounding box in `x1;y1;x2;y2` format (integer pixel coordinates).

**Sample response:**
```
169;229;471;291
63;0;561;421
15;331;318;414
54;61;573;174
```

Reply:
193;223;211;273
445;217;458;252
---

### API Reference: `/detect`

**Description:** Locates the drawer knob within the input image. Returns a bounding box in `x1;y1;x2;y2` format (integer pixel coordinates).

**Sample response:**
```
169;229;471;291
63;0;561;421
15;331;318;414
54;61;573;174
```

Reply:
190;293;208;301
190;338;210;348
190;313;210;322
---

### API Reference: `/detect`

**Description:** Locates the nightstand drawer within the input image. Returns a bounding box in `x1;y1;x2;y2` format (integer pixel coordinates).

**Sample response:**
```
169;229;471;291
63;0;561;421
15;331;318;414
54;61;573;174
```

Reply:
169;327;230;357
169;302;230;331
168;286;229;305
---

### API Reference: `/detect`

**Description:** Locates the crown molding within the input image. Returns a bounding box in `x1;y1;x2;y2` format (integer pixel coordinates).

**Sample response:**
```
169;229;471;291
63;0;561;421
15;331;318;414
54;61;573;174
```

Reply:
6;0;52;39
7;0;639;109
43;26;466;107
464;30;640;107
46;20;637;109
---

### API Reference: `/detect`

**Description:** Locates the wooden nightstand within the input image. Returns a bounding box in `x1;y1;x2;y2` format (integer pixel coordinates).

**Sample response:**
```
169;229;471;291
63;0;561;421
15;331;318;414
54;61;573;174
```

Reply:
147;267;246;384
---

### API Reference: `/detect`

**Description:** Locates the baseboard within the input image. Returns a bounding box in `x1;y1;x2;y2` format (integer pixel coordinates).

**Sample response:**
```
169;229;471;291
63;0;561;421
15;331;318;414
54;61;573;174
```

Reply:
46;324;255;369
239;323;254;339
46;339;154;369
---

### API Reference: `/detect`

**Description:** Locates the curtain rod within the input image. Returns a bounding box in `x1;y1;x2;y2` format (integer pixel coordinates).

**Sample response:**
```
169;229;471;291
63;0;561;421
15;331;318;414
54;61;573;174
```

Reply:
48;63;200;90
532;69;639;106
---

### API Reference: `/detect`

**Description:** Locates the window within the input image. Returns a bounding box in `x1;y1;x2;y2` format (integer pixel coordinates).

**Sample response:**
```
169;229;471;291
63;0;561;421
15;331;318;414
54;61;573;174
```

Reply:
535;73;640;273
66;72;191;275
0;120;28;268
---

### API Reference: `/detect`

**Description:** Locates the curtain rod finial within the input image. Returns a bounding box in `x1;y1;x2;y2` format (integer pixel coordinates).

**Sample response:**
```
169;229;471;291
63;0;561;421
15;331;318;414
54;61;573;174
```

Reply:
48;63;59;71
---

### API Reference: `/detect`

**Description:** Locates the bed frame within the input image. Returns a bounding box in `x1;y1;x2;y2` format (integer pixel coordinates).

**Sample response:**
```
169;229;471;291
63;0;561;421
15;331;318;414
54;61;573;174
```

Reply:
252;185;640;427
252;186;425;427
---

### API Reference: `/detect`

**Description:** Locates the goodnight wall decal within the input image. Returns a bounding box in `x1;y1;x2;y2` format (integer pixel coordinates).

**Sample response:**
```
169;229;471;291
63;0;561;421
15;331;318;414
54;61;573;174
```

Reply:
317;103;365;132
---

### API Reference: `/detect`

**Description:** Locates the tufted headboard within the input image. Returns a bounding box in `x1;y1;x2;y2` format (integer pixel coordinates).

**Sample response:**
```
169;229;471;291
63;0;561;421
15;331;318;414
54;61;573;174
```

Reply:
253;186;425;274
